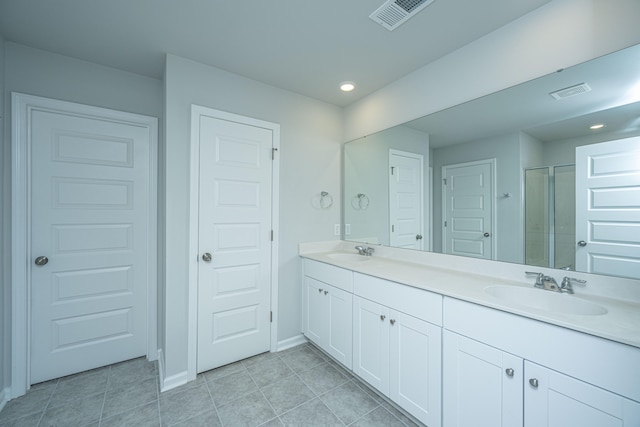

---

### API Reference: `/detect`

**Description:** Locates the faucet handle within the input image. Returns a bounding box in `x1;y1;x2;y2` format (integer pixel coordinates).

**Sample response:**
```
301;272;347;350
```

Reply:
560;277;587;294
525;271;544;287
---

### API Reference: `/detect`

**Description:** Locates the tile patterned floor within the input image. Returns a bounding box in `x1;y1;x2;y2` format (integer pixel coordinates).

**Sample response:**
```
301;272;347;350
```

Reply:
0;343;424;426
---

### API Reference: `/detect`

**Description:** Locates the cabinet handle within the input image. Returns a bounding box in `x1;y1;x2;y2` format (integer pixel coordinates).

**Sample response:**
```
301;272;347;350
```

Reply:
318;288;323;293
324;290;328;295
529;378;539;388
390;319;396;325
505;368;514;377
380;315;386;321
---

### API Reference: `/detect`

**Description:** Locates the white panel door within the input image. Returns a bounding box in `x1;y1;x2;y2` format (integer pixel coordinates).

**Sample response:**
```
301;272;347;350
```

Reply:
326;285;353;369
389;150;424;249
443;331;523;427
389;311;441;426
353;296;390;394
443;160;494;259
303;276;328;345
197;115;273;372
30;109;150;383
575;137;640;279
525;361;640;427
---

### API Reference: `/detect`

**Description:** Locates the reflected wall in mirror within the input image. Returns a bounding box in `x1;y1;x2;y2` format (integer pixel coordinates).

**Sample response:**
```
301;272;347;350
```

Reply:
343;43;640;279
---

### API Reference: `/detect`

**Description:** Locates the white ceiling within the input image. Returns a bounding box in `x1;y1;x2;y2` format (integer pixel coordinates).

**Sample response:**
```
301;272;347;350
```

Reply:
0;0;550;106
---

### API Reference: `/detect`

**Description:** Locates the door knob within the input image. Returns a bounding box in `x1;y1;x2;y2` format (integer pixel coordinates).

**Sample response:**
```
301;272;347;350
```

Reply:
202;252;212;262
34;256;49;266
529;378;539;388
483;232;490;237
577;240;587;247
380;315;386;321
416;234;423;240
505;368;514;377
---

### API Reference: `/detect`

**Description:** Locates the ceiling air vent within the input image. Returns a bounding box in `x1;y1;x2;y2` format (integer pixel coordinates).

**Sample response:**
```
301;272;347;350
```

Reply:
369;0;436;31
549;83;591;100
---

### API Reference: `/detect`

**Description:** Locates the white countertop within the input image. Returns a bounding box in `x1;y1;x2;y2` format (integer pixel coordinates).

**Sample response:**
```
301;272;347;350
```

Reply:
300;243;640;349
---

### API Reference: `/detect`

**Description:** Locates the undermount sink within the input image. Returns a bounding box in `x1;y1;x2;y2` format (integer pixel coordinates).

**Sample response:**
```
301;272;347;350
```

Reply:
484;286;608;316
326;253;371;263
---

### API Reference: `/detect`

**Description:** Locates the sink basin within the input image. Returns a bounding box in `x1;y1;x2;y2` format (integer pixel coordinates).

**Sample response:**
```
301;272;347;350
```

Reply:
326;253;371;263
484;286;607;316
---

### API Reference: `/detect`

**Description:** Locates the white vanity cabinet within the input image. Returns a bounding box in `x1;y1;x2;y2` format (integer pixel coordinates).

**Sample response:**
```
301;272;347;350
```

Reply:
443;330;523;427
302;259;353;368
525;361;640;426
444;297;640;427
353;273;442;426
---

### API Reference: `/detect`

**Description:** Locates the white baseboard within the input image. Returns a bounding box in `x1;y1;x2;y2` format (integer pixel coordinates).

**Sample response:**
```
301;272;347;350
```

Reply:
157;349;188;393
156;336;306;393
0;387;9;412
277;334;307;352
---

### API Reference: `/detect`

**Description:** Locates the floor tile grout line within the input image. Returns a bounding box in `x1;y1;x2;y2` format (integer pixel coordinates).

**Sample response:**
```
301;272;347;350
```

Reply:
350;379;422;427
96;366;111;426
246;365;281;426
344;404;383;427
35;378;60;427
202;372;223;426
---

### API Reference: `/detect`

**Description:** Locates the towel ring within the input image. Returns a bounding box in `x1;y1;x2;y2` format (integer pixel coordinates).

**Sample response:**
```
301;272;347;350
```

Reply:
320;191;333;209
357;193;369;210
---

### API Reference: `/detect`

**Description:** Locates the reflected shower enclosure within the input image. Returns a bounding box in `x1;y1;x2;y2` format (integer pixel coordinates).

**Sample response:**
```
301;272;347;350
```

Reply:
524;165;576;269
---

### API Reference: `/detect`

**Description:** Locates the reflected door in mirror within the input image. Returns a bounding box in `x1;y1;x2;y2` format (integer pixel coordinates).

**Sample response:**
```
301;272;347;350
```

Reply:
576;136;640;279
442;159;495;259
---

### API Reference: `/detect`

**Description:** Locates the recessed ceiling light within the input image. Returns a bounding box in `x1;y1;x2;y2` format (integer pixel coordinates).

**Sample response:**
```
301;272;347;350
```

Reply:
340;81;356;92
589;123;606;130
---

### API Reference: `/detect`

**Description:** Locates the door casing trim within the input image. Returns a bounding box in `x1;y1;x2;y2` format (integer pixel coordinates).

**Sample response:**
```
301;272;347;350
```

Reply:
10;93;158;398
188;105;280;381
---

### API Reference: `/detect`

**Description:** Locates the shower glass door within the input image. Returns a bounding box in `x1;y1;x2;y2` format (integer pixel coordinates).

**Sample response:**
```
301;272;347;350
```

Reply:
524;165;576;269
525;167;550;267
554;164;576;270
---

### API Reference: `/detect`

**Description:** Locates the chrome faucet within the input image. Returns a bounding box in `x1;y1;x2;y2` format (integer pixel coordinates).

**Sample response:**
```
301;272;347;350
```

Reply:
525;271;559;292
355;245;375;256
559;276;587;294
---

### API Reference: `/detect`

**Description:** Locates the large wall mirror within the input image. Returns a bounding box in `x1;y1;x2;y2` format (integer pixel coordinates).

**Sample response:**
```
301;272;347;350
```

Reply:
344;43;640;280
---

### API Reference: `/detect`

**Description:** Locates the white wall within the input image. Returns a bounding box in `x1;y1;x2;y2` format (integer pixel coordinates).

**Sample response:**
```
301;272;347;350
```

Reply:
432;133;523;263
163;54;342;381
0;42;162;396
344;0;640;141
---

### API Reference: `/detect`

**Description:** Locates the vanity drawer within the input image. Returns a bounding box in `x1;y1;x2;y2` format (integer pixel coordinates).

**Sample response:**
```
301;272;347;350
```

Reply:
354;272;442;325
303;258;353;292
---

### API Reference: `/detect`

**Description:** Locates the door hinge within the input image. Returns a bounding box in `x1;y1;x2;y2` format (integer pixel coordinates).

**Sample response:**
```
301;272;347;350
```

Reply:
270;311;273;322
443;178;447;185
272;147;278;160
390;166;395;175
270;230;274;241
391;224;395;232
444;220;447;227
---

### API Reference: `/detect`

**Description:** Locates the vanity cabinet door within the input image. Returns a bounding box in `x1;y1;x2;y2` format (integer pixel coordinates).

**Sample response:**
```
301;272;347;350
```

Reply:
353;296;390;394
443;330;523;427
524;361;640;427
326;284;352;369
304;276;328;345
303;276;353;369
390;310;442;426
